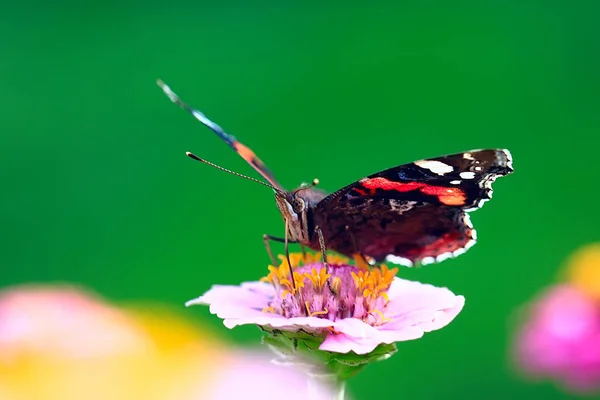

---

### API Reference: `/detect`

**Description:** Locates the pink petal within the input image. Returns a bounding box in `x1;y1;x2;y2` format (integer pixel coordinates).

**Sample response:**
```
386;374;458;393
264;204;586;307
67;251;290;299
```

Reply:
186;283;273;319
241;282;278;297
187;283;335;331
320;318;426;354
320;332;381;354
385;278;460;318
225;315;335;331
319;279;465;354
187;283;273;308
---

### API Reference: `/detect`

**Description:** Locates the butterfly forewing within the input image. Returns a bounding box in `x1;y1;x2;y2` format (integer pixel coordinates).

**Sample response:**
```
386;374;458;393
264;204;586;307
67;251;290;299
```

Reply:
310;149;513;266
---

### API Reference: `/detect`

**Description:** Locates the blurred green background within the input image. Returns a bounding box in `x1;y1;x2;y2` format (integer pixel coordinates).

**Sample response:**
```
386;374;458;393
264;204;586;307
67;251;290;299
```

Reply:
2;0;599;398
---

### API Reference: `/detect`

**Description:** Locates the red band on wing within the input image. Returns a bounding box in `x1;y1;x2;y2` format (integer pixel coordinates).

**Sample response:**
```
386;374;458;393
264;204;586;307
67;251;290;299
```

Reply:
362;177;422;192
362;177;466;206
405;231;469;258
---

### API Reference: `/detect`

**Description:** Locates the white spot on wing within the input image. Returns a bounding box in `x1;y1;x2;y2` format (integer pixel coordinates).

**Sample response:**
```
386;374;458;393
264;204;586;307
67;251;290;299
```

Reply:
385;212;477;268
450;180;461;185
414;160;453;176
475;166;482;171
503;149;514;170
464;213;474;229
436;252;453;263
465;238;477;249
452;248;467;257
463;152;475;160
421;256;435;265
460;171;476;179
385;255;413;267
388;200;417;214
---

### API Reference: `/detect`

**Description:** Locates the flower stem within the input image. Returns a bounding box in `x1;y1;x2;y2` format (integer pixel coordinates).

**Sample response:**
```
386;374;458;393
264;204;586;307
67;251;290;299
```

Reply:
335;380;346;400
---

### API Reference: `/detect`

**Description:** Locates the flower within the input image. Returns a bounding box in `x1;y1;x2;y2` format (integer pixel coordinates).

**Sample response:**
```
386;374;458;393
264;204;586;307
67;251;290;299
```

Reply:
188;253;465;356
0;284;335;400
564;243;600;302
513;244;600;394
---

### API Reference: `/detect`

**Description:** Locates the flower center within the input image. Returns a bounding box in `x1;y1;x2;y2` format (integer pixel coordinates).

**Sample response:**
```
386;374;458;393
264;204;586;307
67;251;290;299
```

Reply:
260;253;398;326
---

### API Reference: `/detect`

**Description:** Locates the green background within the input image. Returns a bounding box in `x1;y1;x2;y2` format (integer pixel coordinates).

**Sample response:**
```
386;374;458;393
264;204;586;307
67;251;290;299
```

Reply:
2;1;599;398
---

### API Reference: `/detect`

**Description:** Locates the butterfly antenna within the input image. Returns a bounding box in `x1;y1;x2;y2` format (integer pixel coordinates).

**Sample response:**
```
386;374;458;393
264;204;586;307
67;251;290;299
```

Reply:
293;178;320;195
185;152;284;194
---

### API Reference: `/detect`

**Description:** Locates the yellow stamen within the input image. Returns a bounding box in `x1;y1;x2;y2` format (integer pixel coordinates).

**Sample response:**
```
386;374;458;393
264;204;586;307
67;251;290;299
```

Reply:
305;267;331;291
331;276;341;293
262;306;275;313
369;309;392;323
352;265;398;302
305;301;328;317
327;254;349;265
353;254;370;270
280;252;321;269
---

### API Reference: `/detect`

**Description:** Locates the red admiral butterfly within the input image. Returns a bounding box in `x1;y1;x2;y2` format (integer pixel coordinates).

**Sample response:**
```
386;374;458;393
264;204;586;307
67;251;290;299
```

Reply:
158;80;513;268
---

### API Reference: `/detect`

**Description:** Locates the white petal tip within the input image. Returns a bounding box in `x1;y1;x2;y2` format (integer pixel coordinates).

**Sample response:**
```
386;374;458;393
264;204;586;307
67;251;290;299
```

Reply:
185;298;205;307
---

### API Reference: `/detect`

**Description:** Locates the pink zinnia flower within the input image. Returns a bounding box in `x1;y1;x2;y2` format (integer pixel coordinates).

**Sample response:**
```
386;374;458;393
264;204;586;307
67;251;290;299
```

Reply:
188;253;465;355
513;244;600;394
514;285;600;392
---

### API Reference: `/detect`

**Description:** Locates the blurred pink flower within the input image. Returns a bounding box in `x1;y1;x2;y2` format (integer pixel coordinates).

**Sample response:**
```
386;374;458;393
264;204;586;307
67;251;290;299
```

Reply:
206;352;334;400
0;285;151;362
0;284;334;400
188;256;465;355
514;284;600;393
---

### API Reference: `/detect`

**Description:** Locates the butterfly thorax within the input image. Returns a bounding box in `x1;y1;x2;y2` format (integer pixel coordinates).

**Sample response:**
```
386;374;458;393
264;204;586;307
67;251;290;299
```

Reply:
274;187;328;244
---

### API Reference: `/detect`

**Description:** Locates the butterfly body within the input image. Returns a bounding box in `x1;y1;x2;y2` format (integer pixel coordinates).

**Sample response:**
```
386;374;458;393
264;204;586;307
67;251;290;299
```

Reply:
158;80;513;267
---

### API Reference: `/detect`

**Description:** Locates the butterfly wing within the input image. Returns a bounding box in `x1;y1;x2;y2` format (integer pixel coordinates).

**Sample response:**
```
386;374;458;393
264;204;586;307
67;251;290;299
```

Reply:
311;149;513;266
157;80;283;190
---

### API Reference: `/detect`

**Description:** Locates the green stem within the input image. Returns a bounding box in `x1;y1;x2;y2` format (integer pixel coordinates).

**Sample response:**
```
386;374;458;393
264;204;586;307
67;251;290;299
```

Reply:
307;374;346;400
335;380;346;400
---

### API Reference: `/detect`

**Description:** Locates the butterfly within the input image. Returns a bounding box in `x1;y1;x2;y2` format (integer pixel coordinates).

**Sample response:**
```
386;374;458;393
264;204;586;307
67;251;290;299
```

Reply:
158;80;513;268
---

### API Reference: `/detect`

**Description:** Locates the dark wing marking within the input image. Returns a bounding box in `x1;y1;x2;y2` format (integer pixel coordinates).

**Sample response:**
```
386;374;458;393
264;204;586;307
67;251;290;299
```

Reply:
319;149;513;210
157;80;284;190
311;149;513;266
312;198;475;266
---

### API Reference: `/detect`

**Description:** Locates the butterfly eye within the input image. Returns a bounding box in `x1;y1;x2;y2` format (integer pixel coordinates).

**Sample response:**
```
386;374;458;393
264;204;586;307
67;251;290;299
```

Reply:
292;197;305;213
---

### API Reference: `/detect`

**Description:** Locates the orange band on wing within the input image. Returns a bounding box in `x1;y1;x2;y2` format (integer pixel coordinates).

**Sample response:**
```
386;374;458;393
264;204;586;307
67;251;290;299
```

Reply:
233;142;258;165
362;177;466;206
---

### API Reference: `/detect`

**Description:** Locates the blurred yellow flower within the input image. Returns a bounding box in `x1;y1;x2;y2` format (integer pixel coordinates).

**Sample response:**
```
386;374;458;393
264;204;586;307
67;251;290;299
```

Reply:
564;243;600;302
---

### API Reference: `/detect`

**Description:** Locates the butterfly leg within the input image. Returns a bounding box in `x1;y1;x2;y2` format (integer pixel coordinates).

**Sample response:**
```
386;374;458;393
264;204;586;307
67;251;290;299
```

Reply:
262;233;298;267
300;244;307;261
283;219;297;290
314;225;336;295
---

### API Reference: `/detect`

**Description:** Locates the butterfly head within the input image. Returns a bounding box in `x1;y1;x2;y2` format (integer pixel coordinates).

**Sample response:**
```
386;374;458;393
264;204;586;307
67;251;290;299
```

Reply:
274;179;327;241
